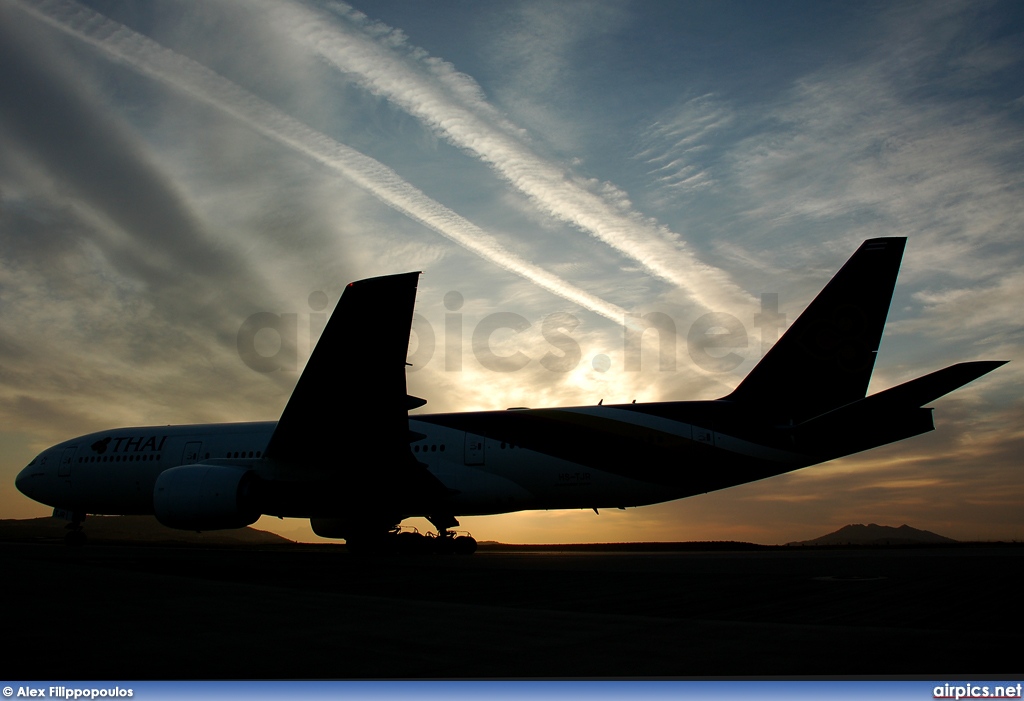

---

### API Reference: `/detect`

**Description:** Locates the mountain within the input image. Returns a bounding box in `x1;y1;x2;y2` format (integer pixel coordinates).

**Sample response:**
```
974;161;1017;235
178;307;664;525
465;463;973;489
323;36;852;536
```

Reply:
0;515;293;545
788;523;957;546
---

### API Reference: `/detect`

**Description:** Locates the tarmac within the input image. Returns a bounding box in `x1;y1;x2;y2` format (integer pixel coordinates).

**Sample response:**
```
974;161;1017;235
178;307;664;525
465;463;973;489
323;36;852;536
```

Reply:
2;541;1019;678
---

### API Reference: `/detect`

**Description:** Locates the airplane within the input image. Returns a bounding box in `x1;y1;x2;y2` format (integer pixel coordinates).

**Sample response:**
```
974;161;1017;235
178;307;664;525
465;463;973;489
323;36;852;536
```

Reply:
15;237;1006;552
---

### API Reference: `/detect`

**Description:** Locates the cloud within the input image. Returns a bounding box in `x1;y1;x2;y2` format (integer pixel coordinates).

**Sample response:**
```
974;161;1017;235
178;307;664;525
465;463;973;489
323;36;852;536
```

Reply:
893;270;1024;342
635;94;733;201
728;3;1024;262
266;0;754;314
10;0;631;326
702;1;1024;383
0;4;298;444
0;8;259;305
486;1;618;97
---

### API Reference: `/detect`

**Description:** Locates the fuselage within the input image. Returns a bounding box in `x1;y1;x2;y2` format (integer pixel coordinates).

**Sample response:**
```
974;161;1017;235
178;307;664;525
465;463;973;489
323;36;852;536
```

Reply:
15;400;812;522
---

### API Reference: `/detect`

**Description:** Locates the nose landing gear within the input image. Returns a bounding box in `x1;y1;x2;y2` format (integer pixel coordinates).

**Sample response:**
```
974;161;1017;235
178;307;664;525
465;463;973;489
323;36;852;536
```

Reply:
63;513;87;547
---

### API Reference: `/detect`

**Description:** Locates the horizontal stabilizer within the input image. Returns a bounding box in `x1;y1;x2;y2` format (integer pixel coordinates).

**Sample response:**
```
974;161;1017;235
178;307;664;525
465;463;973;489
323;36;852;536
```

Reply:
791;360;1006;459
803;360;1007;427
863;360;1008;409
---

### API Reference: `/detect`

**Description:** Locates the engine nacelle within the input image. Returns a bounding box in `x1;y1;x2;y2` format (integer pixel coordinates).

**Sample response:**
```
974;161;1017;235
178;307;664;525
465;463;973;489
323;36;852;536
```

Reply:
154;464;259;530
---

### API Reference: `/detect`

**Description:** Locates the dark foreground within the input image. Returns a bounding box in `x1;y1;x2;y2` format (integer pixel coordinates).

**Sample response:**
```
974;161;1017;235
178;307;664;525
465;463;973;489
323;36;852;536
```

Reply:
3;541;1019;678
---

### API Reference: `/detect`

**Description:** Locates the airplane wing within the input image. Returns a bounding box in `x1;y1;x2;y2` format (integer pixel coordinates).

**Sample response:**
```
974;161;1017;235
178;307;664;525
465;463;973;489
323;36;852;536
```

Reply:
263;272;449;509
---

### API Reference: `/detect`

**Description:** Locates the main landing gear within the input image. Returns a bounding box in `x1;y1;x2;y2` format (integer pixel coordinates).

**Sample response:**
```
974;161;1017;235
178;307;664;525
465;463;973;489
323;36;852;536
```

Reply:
431;529;478;555
345;526;477;555
425;513;476;554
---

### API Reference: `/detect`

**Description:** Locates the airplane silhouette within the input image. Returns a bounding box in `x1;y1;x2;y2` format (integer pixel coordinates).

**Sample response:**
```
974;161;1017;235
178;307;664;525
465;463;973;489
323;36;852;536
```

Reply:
16;237;1005;552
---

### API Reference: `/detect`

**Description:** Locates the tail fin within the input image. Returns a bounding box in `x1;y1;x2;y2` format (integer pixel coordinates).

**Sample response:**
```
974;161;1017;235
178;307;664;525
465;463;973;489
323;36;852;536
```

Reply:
725;237;906;422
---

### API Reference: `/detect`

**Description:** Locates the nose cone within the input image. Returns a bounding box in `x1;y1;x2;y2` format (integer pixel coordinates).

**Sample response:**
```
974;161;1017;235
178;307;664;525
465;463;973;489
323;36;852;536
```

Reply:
16;461;49;506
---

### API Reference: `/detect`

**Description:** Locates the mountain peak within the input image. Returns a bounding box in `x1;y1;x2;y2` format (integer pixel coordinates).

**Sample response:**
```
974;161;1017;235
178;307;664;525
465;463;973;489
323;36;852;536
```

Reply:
788;523;957;546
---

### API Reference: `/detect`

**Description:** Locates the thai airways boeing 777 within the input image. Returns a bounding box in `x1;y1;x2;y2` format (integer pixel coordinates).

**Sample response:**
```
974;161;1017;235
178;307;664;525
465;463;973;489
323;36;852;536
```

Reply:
15;238;1005;551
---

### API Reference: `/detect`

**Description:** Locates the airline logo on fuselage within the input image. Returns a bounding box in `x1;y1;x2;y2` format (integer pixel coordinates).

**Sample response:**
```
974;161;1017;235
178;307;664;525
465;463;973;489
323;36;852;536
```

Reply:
90;435;168;454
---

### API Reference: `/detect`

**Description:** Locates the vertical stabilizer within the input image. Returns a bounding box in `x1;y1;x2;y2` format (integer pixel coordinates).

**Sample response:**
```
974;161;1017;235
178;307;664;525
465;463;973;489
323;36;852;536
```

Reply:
725;237;906;422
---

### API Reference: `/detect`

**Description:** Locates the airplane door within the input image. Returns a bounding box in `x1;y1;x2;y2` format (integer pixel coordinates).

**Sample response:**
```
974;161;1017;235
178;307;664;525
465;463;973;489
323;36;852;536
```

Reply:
182;442;203;465
465;433;485;466
58;447;76;477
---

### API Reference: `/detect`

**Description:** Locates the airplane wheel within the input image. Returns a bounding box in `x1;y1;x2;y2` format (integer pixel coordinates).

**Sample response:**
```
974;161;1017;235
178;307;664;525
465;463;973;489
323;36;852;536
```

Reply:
453;535;477;555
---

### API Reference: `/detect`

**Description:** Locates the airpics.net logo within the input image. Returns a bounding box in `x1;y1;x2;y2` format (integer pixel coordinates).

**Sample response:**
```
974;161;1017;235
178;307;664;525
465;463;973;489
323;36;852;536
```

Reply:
934;683;1023;699
236;291;786;375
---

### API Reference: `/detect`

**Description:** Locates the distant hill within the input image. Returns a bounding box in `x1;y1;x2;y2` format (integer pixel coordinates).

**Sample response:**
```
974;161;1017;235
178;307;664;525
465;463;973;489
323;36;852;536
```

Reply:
788;523;957;546
0;516;293;546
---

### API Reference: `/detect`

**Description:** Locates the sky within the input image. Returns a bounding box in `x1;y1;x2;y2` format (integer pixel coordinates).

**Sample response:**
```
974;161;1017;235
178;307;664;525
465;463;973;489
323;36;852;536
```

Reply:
1;0;1021;544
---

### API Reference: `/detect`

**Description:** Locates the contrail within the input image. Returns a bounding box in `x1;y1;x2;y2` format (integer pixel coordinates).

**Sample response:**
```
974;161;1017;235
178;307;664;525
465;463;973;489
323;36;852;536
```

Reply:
10;0;631;326
271;0;753;314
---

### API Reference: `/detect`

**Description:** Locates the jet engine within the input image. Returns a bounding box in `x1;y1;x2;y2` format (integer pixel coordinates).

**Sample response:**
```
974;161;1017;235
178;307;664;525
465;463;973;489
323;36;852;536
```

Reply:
153;464;259;530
